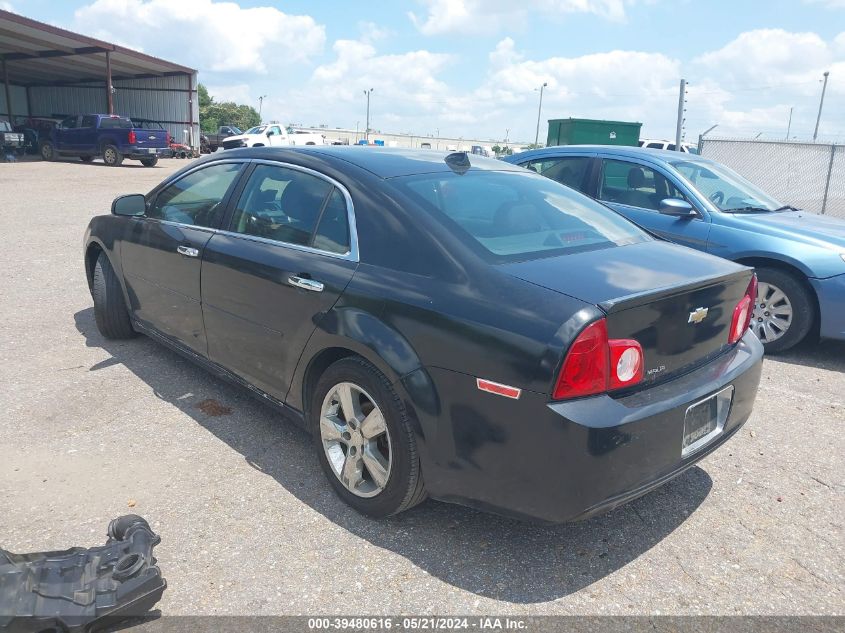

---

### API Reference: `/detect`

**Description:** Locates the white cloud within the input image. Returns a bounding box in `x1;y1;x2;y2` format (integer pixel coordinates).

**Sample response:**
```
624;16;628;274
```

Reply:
205;83;254;105
408;0;631;35
0;2;14;11
803;0;845;7
73;0;326;73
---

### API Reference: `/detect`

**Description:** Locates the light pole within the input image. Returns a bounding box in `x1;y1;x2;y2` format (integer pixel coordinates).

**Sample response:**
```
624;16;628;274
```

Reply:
363;88;374;143
813;71;830;142
258;95;268;120
786;106;793;140
534;82;547;147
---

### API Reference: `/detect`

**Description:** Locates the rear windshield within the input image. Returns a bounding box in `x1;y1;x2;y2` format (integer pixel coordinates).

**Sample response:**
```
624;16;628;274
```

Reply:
394;170;650;262
99;116;133;129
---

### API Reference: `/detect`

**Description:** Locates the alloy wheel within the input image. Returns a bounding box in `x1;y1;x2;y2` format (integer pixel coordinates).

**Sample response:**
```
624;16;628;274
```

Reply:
104;148;116;164
751;281;793;343
319;382;392;498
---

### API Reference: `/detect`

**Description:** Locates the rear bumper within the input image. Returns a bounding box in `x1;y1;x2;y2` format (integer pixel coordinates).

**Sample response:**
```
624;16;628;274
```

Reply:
410;331;764;523
810;273;845;341
125;147;170;159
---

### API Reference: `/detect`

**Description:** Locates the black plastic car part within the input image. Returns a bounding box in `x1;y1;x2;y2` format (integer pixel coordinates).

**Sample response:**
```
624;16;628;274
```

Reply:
0;515;166;632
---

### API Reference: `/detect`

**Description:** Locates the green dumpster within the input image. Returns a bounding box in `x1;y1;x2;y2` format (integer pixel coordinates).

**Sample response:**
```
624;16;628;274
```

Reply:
546;118;642;147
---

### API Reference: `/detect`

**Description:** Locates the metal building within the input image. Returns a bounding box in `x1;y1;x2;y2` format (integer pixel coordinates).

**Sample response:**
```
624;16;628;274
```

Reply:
0;9;199;150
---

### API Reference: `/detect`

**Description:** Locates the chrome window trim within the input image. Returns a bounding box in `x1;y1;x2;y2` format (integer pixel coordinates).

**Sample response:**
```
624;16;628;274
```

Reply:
232;158;359;262
141;157;360;263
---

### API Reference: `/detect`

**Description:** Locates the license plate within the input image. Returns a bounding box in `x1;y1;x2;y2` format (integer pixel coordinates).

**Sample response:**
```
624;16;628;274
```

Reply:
682;386;734;456
147;148;156;153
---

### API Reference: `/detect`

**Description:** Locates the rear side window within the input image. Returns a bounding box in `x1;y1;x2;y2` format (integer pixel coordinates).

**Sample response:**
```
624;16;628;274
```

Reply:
150;163;242;227
229;164;334;248
80;115;97;128
396;170;649;261
313;189;351;254
524;156;591;193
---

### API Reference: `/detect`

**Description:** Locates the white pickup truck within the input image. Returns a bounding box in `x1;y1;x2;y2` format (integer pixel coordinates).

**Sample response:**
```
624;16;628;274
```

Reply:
221;124;325;150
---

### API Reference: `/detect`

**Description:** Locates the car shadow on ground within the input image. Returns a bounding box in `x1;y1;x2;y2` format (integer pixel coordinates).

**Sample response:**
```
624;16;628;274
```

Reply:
766;337;845;372
75;308;712;603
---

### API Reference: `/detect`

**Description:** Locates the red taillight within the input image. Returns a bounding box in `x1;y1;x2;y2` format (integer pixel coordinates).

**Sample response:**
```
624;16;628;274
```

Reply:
729;274;758;344
553;318;644;400
128;130;136;144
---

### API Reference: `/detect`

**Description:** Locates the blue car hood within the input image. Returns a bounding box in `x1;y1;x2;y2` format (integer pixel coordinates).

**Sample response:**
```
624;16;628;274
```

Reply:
724;211;845;249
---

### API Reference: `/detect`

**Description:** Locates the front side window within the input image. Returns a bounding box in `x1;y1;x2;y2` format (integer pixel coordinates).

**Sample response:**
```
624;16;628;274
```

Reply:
229;164;336;248
150;163;242;227
60;116;78;129
524;156;591;193
396;170;649;261
598;159;687;212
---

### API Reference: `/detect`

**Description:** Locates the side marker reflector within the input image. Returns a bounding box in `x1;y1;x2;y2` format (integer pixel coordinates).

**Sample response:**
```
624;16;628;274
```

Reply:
476;378;521;400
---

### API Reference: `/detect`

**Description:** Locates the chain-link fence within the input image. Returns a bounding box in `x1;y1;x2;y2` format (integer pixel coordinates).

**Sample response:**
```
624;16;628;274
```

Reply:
698;137;845;218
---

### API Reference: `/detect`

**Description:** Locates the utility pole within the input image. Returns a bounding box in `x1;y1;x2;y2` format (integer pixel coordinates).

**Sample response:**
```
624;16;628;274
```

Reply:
813;71;829;142
674;78;686;151
258;95;267;120
534;82;547;147
786;106;793;140
363;88;374;142
435;127;439;149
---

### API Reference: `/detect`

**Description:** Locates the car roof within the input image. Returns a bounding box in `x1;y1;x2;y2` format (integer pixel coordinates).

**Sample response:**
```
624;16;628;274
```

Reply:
220;146;525;179
505;144;712;167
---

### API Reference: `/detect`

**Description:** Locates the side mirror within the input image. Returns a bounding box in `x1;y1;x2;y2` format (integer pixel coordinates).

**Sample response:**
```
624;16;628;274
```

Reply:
112;194;146;216
266;130;274;137
659;198;696;218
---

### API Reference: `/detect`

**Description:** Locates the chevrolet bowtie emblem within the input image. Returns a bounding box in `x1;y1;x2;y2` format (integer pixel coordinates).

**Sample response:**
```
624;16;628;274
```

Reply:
688;307;709;324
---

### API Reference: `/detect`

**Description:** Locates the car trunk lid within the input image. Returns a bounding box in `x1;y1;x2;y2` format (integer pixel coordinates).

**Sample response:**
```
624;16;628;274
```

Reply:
499;241;754;386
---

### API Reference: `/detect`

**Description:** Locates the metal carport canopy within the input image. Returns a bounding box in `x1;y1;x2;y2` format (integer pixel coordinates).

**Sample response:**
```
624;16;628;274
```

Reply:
0;8;198;145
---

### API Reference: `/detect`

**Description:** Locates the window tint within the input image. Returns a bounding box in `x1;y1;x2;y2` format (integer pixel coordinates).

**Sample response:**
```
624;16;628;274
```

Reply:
598;159;687;212
525;156;591;192
313;189;351;254
99;116;133;129
646;142;664;150
60;116;77;129
80;115;97;128
150;163;242;227
397;170;649;261
230;164;332;247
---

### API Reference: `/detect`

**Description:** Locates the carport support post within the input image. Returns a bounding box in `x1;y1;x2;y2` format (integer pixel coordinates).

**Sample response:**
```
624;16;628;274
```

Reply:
2;57;13;123
820;144;836;215
105;51;113;115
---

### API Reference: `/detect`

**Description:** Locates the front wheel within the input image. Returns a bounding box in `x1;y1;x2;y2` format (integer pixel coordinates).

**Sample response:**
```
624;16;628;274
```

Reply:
751;267;814;353
311;357;427;517
140;156;158;167
102;144;124;166
92;253;137;340
40;141;56;161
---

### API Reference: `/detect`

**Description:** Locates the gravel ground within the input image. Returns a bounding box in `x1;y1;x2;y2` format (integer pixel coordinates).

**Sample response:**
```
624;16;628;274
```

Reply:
0;158;843;616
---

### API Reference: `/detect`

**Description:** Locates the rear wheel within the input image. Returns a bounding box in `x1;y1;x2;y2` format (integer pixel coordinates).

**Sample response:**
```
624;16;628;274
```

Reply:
311;357;426;517
751;267;814;353
40;141;56;161
140;156;158;167
102;144;123;166
92;253;136;340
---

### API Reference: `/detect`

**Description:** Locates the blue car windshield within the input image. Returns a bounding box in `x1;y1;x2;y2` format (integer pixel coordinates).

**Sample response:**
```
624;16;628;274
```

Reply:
395;170;650;262
672;159;785;212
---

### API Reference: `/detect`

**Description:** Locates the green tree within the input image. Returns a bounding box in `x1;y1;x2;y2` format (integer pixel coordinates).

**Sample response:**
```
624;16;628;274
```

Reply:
197;84;260;133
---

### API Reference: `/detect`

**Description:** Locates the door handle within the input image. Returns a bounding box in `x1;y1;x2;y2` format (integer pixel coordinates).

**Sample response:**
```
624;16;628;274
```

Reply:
177;245;199;258
288;275;324;292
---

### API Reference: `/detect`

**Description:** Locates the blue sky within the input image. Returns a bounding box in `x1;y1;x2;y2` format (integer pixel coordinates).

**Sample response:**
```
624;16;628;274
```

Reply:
5;0;845;143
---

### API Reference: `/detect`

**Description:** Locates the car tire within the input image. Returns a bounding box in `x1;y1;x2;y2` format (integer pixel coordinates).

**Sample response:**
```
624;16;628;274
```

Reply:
311;357;427;517
140;157;158;167
80;156;94;163
92;253;137;340
40;141;56;161
752;267;814;353
102;144;124;167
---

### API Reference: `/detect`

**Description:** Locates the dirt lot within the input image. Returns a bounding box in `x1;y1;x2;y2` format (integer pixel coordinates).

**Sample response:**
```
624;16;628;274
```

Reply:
0;158;843;616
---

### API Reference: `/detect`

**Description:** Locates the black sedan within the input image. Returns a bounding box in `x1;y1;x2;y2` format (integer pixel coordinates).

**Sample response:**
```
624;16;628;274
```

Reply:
83;147;764;523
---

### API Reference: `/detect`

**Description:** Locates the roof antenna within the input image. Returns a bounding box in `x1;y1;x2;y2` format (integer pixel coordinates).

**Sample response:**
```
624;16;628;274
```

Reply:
444;151;471;175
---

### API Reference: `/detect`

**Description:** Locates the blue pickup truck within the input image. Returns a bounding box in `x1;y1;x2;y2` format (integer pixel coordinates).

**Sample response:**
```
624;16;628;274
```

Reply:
40;114;171;167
